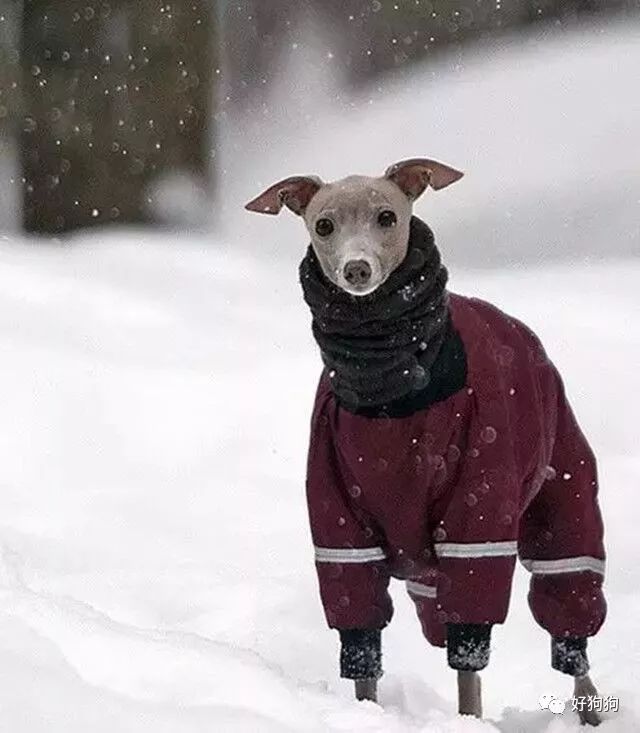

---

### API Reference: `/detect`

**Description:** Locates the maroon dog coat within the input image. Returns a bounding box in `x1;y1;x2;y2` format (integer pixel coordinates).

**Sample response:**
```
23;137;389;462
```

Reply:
305;293;606;677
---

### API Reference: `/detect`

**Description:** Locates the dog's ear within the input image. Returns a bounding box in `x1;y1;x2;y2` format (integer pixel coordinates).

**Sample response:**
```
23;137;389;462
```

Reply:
245;176;323;216
385;158;463;200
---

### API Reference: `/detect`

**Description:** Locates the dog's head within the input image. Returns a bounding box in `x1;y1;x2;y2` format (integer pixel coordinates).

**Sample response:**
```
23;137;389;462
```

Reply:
245;159;463;296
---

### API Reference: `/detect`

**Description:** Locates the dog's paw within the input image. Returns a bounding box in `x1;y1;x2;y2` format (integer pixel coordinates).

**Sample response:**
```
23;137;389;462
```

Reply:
574;675;602;727
354;679;378;703
578;707;602;727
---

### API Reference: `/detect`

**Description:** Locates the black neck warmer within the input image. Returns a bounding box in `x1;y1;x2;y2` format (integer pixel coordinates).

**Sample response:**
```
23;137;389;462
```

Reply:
300;217;455;413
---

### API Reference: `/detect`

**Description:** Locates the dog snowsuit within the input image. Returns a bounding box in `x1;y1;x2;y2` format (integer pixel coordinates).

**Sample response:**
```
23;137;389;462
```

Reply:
302;220;606;680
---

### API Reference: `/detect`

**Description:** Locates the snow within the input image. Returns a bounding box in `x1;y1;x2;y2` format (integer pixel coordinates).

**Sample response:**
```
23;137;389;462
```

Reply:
1;16;639;733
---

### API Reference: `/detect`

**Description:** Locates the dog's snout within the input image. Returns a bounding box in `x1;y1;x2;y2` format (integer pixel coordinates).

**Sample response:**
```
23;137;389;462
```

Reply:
343;259;372;287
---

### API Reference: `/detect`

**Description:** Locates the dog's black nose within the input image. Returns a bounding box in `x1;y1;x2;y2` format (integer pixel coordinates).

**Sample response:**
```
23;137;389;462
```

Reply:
343;259;372;287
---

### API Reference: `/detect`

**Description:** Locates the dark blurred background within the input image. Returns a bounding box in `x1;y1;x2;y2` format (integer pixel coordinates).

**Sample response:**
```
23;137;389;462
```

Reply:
0;0;638;235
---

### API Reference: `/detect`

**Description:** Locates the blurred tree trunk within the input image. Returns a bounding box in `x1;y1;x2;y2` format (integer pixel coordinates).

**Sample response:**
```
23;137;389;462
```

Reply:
0;1;22;229
20;0;215;234
0;2;22;131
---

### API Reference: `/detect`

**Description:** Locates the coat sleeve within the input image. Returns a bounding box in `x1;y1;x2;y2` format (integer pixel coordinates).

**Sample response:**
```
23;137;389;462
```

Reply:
306;385;393;678
428;407;520;630
518;365;606;675
306;405;393;632
423;459;517;674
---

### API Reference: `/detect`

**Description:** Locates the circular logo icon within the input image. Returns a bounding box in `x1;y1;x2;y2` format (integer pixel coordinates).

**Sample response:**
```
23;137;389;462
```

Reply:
538;694;554;710
549;698;567;715
539;694;566;714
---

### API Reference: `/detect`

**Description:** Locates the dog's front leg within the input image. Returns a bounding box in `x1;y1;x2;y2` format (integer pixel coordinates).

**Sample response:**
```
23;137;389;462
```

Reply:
340;629;383;703
354;679;378;702
574;675;602;727
457;671;482;718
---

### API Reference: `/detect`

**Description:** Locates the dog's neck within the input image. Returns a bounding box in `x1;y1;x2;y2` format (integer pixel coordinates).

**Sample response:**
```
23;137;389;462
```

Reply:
299;217;466;415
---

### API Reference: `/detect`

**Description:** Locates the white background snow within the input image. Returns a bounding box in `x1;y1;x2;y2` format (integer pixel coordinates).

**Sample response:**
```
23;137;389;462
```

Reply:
0;16;639;733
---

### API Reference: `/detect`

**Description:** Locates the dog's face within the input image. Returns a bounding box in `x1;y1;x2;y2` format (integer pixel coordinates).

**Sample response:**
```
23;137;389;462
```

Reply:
302;175;412;296
245;158;463;296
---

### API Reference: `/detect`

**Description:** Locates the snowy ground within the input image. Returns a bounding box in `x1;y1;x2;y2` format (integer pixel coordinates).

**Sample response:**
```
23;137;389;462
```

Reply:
0;16;639;733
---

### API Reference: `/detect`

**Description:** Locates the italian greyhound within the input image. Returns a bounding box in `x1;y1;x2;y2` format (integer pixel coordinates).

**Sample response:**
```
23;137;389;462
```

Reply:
245;159;604;725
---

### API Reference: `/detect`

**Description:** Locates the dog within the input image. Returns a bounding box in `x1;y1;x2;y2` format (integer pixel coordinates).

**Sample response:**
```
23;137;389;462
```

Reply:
246;159;606;725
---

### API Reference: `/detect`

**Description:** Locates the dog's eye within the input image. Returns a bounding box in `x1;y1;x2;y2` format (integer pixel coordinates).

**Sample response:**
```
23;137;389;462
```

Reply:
377;210;397;228
315;218;334;237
